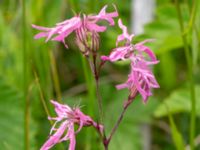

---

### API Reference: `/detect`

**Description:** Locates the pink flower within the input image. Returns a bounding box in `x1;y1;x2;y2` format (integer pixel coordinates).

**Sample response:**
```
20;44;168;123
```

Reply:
116;19;134;46
41;100;103;150
32;5;118;52
116;60;159;103
101;19;159;102
101;19;157;62
101;45;133;62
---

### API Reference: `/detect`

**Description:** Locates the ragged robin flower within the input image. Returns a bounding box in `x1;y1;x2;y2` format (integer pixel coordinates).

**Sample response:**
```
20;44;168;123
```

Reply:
101;19;159;103
41;100;103;150
32;5;118;56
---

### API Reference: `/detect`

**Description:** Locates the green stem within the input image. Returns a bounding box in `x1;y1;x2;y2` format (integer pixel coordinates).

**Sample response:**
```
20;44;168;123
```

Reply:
175;1;196;149
68;0;78;12
49;50;62;103
87;57;104;123
183;0;197;35
24;84;35;150
188;0;197;28
34;72;66;150
80;55;95;150
22;0;29;149
34;71;53;125
81;55;95;115
24;95;30;150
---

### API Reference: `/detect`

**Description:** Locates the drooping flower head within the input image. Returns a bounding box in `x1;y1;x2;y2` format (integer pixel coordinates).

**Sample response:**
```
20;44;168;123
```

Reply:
32;5;118;56
116;19;134;46
41;100;103;150
101;19;159;102
116;60;159;102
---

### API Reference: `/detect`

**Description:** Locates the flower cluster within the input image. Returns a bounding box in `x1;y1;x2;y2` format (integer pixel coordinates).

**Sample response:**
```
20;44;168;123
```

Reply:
33;4;159;150
32;5;118;55
101;19;159;103
41;100;103;150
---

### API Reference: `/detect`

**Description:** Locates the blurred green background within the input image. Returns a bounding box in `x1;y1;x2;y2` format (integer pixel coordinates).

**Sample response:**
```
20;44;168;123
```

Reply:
0;0;200;150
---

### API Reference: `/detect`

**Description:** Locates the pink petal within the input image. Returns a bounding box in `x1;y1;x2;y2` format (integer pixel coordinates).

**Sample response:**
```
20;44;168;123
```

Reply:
116;60;159;102
86;22;107;32
89;5;118;26
32;24;51;31
102;45;133;62
134;44;157;61
101;56;110;61
40;121;68;150
116;83;129;90
68;124;76;150
116;19;134;45
50;100;72;117
34;32;48;39
32;17;81;45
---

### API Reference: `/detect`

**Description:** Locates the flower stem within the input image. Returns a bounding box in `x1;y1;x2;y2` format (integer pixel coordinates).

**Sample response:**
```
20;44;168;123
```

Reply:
95;78;103;123
80;55;95;150
86;54;106;149
104;105;128;149
24;93;30;150
34;71;65;150
24;84;34;150
22;0;29;149
93;53;104;123
104;88;138;149
103;101;131;149
175;1;196;149
34;71;53;125
49;50;62;103
87;56;104;123
183;0;197;35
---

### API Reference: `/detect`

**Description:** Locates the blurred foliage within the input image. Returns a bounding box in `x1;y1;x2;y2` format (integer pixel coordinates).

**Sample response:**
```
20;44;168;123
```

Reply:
0;76;36;149
168;113;185;150
0;0;199;150
154;86;200;117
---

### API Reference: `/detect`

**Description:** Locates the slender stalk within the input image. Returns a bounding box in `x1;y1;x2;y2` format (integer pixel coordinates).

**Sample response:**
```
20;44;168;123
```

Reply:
34;71;53;125
68;0;78;12
87;57;103;123
104;87;138;149
80;55;95;117
175;1;196;149
24;92;30;150
80;55;95;150
104;106;128;150
34;70;66;150
22;0;29;149
188;0;197;29
186;0;200;66
34;72;66;150
183;0;197;35
49;50;62;103
95;78;103;122
24;84;35;150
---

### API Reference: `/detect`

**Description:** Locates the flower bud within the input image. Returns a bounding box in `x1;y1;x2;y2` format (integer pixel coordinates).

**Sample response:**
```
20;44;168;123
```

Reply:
76;26;99;56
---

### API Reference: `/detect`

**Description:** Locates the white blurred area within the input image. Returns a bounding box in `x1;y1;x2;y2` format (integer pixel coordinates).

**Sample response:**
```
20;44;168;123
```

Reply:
132;0;155;35
131;0;155;150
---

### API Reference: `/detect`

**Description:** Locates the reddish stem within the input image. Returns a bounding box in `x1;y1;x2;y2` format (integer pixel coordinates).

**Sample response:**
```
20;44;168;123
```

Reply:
103;88;138;149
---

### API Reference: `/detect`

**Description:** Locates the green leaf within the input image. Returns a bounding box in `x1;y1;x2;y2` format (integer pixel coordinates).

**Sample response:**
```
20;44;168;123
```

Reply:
155;35;182;54
154;85;200;117
136;4;190;55
159;52;177;89
0;76;36;149
168;113;185;150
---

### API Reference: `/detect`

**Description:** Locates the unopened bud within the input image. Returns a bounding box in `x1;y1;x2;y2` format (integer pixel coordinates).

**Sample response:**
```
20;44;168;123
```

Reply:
76;27;99;56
